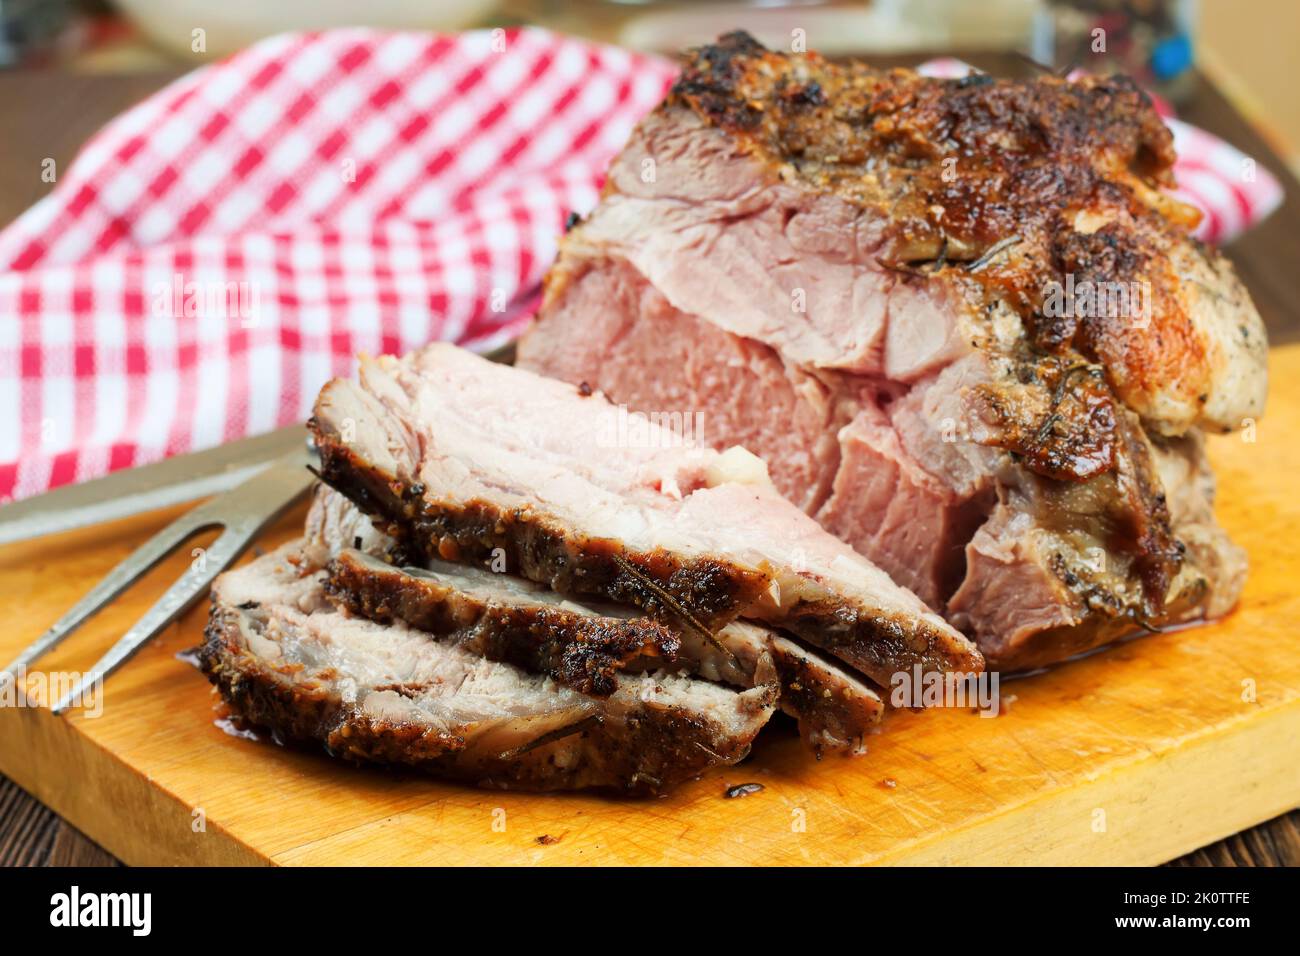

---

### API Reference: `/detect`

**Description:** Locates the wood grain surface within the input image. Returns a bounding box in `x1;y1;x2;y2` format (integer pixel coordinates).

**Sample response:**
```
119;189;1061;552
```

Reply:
0;62;1297;867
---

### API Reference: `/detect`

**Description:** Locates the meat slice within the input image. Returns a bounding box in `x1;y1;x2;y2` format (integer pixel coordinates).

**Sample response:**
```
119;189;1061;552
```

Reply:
307;480;884;751
201;543;776;794
325;549;680;697
304;487;682;697
681;618;882;753
519;32;1261;668
309;343;982;687
326;549;882;751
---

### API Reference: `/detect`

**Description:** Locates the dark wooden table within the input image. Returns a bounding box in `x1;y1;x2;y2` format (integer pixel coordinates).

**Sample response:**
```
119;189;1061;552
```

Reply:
0;64;1296;867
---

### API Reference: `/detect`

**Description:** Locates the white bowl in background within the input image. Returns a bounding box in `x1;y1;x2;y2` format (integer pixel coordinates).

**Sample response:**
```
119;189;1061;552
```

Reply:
114;0;499;59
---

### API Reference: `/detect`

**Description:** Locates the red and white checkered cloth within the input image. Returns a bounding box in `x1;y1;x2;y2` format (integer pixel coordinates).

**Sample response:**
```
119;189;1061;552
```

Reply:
0;32;1281;502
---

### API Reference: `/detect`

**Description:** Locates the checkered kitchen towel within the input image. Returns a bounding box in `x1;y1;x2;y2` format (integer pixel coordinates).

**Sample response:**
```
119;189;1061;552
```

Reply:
0;31;1281;501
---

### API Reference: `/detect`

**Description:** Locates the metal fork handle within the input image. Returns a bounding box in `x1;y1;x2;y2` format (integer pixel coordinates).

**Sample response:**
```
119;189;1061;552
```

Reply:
49;526;248;714
48;448;316;714
0;447;315;713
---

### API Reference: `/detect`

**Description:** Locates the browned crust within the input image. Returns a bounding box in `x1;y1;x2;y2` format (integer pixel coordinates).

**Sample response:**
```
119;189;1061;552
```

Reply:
667;31;1230;438
777;593;982;685
199;605;764;796
1112;406;1183;610
672;33;1177;206
968;356;1118;482
324;550;682;696
980;579;1206;672
310;413;982;687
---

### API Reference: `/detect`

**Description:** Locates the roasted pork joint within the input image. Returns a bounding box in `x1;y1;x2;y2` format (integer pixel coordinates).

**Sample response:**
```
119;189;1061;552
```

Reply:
519;31;1262;669
308;343;983;687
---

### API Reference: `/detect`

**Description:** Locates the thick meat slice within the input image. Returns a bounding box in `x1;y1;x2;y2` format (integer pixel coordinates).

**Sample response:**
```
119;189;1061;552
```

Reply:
325;549;680;697
309;485;884;749
201;544;775;794
307;485;685;698
309;343;982;687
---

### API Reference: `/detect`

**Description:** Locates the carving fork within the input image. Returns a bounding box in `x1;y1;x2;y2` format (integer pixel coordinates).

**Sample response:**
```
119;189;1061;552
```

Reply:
0;447;315;714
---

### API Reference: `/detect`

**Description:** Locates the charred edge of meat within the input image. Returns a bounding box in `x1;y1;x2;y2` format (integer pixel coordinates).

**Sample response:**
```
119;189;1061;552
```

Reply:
981;570;1205;672
314;426;979;686
761;635;884;752
312;428;770;630
670;30;771;130
199;606;760;797
665;33;1217;422
970;354;1118;482
609;552;740;669
199;608;468;762
964;347;1187;619
323;552;683;697
1042;221;1203;368
329;545;883;752
671;32;1177;219
322;527;881;752
779;595;984;686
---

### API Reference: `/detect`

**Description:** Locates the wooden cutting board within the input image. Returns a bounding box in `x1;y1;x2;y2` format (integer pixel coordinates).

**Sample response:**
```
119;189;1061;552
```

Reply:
2;349;1297;868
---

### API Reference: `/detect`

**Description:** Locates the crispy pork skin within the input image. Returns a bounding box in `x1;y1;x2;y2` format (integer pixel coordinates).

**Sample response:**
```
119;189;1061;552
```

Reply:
308;343;982;687
310;486;883;751
201;543;776;794
519;32;1262;668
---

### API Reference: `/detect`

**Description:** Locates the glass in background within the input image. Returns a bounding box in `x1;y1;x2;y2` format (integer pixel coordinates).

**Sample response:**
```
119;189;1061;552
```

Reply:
1032;0;1198;103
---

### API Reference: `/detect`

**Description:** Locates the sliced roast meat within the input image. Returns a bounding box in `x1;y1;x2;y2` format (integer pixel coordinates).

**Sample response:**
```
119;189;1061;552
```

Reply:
519;32;1260;668
307;486;883;750
201;543;776;794
327;548;882;752
680;618;883;753
309;343;981;686
325;548;681;696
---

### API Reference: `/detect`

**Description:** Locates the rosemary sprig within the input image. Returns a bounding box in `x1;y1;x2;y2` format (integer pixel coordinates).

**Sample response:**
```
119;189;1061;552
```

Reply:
611;553;739;668
965;234;1023;274
497;713;602;761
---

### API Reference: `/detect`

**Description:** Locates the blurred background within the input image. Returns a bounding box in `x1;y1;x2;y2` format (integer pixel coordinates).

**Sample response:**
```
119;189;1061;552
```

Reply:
1;1;1296;169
